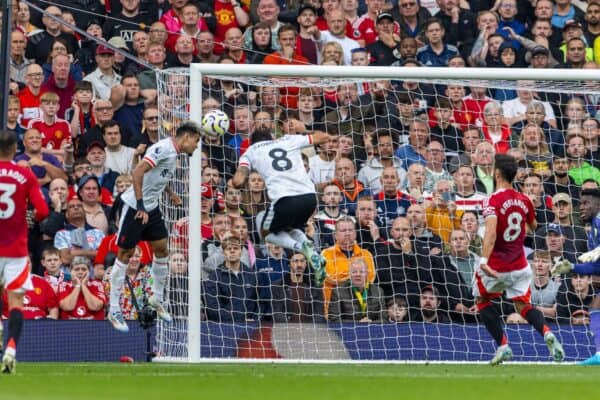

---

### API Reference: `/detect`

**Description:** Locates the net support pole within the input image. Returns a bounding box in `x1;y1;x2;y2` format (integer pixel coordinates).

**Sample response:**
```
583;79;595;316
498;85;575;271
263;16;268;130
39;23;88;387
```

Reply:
0;0;13;128
187;67;203;362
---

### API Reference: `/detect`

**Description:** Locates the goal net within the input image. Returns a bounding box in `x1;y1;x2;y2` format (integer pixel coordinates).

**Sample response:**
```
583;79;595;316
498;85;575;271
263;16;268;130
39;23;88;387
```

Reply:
155;65;599;363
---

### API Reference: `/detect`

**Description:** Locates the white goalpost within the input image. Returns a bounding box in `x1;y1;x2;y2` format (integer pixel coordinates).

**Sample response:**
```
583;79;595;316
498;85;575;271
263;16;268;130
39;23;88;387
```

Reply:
154;64;600;363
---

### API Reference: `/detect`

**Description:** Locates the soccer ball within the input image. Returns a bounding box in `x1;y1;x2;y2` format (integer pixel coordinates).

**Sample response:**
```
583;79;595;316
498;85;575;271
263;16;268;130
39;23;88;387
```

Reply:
201;109;230;137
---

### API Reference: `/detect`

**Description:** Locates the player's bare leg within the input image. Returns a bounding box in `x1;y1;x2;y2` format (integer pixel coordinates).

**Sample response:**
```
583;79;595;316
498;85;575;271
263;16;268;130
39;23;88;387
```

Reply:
580;296;600;365
513;300;564;362
2;291;25;374
477;297;512;365
108;247;135;333
147;239;171;322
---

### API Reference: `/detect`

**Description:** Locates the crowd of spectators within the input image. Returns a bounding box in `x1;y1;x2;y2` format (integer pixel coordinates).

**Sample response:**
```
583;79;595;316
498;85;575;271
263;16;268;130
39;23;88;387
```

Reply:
2;0;599;325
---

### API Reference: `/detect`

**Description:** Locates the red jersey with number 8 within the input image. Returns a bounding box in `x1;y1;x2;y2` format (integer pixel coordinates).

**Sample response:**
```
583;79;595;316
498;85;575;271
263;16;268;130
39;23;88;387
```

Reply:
0;161;49;257
482;188;535;273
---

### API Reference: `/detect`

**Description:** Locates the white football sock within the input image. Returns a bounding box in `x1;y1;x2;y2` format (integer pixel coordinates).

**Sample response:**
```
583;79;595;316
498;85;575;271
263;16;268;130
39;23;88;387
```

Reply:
109;258;127;313
265;232;302;252
151;256;169;302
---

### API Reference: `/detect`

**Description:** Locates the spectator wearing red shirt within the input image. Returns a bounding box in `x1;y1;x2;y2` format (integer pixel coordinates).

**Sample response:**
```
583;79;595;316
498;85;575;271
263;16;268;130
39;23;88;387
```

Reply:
18;64;46;127
2;275;58;319
27;92;72;159
58;257;106;320
462;85;492;128
263;24;309;109
213;0;250;54
353;0;400;46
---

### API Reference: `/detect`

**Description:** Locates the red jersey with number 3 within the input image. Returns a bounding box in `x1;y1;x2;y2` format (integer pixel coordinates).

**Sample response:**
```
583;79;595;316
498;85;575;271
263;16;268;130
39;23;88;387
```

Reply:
0;161;49;257
482;188;535;273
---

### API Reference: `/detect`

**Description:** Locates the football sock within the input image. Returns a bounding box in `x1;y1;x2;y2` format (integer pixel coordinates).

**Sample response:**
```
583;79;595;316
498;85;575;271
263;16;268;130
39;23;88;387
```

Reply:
479;303;506;346
151;256;169;302
109;258;128;313
6;308;24;357
289;229;309;245
590;308;600;353
521;305;551;336
265;232;302;252
573;261;600;275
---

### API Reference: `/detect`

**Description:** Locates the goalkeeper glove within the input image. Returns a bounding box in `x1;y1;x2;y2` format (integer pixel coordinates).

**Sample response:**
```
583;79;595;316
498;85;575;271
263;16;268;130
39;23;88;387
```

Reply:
551;259;573;276
578;247;600;263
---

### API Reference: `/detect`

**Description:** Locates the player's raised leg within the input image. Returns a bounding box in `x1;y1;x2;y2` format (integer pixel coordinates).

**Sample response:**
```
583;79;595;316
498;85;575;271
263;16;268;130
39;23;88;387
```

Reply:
514;300;564;362
147;238;171;322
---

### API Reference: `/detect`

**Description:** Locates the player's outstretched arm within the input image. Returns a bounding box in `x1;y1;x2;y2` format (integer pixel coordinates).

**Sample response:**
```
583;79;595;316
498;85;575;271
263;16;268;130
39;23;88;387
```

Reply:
311;131;334;146
232;165;250;189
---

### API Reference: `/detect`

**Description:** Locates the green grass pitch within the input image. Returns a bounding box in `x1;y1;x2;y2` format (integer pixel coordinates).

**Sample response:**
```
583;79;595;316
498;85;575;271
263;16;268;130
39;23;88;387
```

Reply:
1;363;599;400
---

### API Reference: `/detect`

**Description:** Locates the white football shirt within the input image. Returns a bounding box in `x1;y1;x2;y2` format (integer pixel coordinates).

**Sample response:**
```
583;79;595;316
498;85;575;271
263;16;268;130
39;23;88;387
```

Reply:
121;138;178;211
239;135;316;204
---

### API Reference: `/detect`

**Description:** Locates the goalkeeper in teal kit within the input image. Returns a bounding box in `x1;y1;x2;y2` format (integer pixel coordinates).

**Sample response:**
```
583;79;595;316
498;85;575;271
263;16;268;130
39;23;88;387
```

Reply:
553;188;600;365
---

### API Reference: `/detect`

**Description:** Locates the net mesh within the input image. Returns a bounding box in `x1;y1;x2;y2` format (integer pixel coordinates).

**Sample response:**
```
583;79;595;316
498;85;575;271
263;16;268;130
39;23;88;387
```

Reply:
155;67;598;362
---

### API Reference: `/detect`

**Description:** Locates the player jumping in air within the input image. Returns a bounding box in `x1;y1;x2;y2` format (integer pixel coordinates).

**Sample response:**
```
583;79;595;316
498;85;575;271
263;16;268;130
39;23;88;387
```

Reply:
232;129;334;285
0;130;49;373
476;154;564;365
553;188;600;365
108;122;202;332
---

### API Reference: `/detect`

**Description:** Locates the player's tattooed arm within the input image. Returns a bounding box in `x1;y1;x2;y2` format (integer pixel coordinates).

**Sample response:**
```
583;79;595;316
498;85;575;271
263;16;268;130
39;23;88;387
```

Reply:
232;165;250;189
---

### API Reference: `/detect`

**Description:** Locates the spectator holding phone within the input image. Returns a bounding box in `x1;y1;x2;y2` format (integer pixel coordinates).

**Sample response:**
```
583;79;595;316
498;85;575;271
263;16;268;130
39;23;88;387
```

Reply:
426;179;463;244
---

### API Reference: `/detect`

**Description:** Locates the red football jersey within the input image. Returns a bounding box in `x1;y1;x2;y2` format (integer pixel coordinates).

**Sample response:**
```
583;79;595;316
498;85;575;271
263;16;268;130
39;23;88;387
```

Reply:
482;188;535;272
0;161;49;257
351;14;399;45
462;95;492;128
2;275;58;319
27;118;72;150
57;281;106;320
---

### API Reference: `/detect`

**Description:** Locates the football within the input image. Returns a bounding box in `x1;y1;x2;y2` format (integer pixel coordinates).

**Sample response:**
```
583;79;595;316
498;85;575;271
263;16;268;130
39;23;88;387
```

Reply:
201;109;230;137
